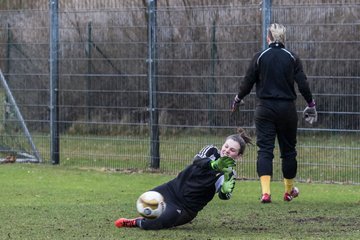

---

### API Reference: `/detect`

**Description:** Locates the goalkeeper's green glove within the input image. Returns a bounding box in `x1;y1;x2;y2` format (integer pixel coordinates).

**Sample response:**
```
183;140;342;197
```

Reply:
221;176;235;194
210;156;236;172
223;167;232;181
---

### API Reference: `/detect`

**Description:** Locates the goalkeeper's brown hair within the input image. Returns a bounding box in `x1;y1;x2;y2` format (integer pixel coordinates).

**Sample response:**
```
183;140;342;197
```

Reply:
226;128;252;156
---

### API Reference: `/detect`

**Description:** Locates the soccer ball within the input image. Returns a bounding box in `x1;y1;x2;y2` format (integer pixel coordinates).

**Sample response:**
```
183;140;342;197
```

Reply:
136;191;166;219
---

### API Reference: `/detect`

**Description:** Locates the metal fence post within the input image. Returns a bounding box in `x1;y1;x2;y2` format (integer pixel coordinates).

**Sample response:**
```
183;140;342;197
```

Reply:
5;23;11;126
49;0;60;164
262;0;272;50
147;0;160;169
86;21;92;122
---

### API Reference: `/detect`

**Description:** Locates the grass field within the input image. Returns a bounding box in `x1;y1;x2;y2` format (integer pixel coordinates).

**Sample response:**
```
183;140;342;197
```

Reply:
0;163;359;240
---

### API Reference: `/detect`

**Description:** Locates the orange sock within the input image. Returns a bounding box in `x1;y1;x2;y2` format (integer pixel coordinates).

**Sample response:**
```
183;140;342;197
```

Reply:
260;175;271;195
284;178;294;194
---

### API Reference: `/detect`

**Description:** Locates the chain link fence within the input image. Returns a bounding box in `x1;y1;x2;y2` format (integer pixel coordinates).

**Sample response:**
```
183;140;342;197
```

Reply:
0;0;359;183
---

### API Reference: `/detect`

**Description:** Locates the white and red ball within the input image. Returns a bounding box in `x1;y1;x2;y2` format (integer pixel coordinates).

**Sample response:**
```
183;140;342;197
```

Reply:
136;191;166;219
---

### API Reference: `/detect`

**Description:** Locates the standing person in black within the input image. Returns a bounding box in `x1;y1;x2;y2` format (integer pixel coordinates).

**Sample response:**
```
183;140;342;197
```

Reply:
114;128;252;230
232;23;317;203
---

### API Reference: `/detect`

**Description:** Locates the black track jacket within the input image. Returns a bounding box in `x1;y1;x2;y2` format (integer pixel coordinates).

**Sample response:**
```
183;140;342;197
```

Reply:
237;42;313;103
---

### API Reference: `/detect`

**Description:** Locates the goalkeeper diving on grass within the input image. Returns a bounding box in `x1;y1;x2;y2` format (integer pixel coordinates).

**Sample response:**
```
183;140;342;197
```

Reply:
114;128;252;230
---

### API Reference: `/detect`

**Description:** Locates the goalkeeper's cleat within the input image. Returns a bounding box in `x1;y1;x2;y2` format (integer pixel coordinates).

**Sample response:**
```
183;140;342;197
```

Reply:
114;217;142;228
260;193;272;203
284;187;299;202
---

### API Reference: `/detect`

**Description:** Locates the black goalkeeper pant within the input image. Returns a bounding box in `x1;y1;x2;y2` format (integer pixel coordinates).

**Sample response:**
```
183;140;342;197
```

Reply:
255;99;298;179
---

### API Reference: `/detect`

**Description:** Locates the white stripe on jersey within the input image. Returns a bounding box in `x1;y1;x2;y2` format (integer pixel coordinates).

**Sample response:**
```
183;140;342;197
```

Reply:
196;145;216;159
256;48;271;65
256;47;296;66
281;48;296;61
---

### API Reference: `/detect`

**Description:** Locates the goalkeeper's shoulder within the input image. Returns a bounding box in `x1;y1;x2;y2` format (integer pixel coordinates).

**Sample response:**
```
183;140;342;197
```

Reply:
195;145;220;160
193;144;220;168
195;144;220;160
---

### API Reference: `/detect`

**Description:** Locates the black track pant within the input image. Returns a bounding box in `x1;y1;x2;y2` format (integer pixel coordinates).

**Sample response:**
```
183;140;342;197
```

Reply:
255;99;298;179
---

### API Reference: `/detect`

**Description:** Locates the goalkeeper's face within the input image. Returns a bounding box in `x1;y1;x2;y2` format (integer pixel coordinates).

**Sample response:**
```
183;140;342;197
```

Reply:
220;139;241;160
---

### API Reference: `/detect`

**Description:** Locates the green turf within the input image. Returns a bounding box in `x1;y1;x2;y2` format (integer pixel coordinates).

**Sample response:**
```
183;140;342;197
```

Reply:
0;164;359;240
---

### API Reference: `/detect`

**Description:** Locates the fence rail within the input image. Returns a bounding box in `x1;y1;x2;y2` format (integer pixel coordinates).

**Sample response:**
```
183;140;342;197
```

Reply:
0;0;359;184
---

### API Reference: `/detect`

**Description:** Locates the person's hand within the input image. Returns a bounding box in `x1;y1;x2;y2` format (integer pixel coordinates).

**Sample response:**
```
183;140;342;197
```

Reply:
303;106;317;124
231;95;244;112
211;156;236;171
303;100;317;124
221;176;235;194
223;167;233;181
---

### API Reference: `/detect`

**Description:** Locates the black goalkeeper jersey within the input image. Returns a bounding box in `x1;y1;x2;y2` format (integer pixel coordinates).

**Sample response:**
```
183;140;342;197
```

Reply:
152;145;234;213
